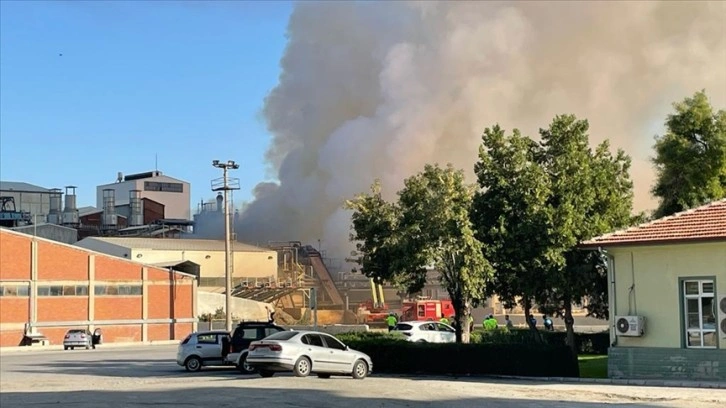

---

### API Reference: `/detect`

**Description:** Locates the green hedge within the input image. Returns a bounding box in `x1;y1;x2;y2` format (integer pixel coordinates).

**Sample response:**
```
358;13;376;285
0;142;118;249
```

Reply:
336;332;578;377
471;329;610;355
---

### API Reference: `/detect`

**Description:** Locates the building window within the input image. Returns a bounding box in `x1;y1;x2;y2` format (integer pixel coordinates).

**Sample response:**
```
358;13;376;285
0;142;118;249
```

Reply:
683;279;716;348
144;181;183;193
94;284;142;296
37;285;88;296
0;284;30;297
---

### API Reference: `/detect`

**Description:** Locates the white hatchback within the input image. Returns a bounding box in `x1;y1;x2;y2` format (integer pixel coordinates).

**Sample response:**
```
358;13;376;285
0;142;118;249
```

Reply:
392;321;456;343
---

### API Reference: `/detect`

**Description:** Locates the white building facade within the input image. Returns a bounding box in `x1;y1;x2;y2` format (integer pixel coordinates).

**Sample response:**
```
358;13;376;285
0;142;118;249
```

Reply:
96;171;191;220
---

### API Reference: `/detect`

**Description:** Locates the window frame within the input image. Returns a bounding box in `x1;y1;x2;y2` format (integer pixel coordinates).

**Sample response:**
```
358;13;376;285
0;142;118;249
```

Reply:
681;277;717;349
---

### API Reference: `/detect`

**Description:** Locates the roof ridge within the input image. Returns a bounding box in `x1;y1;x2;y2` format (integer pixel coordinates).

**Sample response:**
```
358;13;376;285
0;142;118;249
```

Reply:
583;198;726;246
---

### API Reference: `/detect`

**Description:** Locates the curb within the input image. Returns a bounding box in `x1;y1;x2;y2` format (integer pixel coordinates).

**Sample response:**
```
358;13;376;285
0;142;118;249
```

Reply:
484;374;726;390
0;340;179;354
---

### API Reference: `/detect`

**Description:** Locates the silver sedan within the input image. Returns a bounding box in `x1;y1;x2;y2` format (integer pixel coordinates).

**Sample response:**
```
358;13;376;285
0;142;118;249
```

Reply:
246;330;373;379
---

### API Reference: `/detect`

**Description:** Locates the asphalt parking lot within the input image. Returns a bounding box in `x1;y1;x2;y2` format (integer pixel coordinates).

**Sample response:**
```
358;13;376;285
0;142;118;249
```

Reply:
1;345;725;407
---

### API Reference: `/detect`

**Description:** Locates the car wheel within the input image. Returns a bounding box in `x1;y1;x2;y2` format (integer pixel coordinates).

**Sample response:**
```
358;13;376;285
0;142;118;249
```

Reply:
293;356;311;377
259;370;274;378
352;359;368;380
416;339;427;343
238;353;256;374
64;346;68;351
317;373;331;379
185;356;202;372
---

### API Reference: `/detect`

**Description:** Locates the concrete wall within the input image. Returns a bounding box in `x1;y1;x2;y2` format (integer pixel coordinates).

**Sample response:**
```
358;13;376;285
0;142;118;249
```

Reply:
131;248;277;283
609;242;725;349
11;224;78;244
0;229;196;347
197;291;271;322
609;347;726;382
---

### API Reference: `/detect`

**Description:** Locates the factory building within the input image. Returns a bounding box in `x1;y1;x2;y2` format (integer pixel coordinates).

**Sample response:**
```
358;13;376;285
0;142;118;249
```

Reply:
74;237;278;289
0;182;80;228
96;171;191;221
0;228;197;348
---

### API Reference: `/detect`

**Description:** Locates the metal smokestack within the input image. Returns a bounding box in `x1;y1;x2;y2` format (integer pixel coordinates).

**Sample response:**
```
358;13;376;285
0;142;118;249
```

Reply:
102;189;117;230
47;188;63;224
61;186;79;227
129;190;143;227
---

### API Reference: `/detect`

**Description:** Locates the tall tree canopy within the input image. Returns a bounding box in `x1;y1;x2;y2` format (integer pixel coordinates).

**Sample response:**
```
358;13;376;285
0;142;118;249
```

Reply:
344;180;404;286
347;164;492;343
471;126;552;326
652;90;726;217
473;115;634;357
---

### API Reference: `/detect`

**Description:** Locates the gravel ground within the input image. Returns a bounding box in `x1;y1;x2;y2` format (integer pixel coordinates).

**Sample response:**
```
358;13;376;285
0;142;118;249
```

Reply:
1;345;724;407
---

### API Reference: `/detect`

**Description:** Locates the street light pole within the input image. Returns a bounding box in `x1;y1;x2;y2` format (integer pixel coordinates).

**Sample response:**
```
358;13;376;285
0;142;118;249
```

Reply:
212;160;241;332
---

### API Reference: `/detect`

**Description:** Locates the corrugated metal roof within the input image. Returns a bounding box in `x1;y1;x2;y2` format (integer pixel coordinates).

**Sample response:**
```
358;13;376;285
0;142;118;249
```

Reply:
582;199;726;247
0;181;50;193
78;206;102;216
79;236;272;252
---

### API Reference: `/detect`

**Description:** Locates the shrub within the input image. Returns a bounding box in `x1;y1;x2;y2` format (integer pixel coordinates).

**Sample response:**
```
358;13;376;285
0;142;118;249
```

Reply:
335;333;578;377
471;329;610;355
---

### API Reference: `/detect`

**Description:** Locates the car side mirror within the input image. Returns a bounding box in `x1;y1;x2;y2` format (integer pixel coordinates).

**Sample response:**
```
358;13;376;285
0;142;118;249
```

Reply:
344;345;349;351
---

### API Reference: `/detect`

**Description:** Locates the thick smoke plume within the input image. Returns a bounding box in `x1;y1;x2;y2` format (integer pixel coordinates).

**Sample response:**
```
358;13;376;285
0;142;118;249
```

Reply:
235;1;726;260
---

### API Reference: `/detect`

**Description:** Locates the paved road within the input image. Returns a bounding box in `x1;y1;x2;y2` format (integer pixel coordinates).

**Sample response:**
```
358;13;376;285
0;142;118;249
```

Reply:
1;345;724;407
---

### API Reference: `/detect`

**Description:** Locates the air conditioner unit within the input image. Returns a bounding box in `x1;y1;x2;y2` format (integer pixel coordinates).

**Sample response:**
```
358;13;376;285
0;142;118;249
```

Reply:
719;296;726;337
615;315;646;337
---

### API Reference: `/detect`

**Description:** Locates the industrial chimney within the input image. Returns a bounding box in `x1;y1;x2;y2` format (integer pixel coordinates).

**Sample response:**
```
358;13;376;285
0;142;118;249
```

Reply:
129;190;143;227
47;188;63;224
61;186;79;227
102;189;117;230
216;193;223;212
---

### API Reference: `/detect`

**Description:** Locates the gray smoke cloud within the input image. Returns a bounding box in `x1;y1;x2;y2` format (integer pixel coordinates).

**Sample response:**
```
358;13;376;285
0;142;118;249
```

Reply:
235;0;726;260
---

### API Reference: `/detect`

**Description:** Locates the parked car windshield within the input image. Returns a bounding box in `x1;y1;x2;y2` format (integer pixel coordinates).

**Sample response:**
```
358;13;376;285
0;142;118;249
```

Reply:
263;331;298;341
394;323;413;331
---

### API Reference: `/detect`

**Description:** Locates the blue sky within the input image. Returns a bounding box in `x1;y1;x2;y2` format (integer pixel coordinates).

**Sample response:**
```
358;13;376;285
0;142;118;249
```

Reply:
0;0;292;211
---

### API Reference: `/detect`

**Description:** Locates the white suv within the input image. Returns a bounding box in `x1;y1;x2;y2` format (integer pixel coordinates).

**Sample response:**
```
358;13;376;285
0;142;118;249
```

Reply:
391;321;456;343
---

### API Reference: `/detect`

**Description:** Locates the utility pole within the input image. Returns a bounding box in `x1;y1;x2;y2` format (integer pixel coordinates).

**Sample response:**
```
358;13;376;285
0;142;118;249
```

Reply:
212;160;240;332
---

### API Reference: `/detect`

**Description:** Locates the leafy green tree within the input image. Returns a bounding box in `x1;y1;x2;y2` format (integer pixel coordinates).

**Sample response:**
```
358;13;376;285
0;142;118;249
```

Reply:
347;165;493;343
344;181;409;288
652;90;726;217
536;115;633;357
473;115;634;358
471;125;552;331
396;164;493;343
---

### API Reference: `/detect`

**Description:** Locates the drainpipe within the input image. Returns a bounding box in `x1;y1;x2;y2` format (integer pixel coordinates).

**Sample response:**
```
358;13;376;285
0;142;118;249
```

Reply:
607;252;618;347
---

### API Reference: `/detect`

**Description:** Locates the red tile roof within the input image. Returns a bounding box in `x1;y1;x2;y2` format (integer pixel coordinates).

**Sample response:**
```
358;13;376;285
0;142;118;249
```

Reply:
582;199;726;247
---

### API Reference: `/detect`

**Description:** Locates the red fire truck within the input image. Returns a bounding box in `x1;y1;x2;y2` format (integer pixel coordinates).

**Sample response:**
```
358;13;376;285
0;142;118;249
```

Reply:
400;298;454;321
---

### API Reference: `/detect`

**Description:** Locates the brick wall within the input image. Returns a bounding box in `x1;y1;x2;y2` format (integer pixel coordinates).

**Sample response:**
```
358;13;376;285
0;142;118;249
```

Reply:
0;232;31;279
0;229;196;348
37;298;88;322
37;240;88;281
609;347;726;382
95;256;142;280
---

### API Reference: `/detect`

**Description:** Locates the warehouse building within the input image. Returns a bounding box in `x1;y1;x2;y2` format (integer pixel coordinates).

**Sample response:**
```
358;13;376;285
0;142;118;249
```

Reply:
0;228;197;348
74;236;278;289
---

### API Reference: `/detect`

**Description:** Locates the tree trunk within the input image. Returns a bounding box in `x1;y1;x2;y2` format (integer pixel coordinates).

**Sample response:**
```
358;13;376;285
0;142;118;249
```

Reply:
453;297;466;343
564;302;577;356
